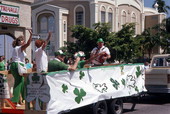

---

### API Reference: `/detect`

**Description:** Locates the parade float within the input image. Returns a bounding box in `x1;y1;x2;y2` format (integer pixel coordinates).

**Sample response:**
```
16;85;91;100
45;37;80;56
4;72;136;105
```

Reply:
0;63;146;114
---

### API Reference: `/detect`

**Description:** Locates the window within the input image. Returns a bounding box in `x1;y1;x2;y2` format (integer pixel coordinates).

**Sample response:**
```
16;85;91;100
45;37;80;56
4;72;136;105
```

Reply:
131;13;136;23
48;16;55;32
38;14;55;33
108;8;113;31
101;6;106;23
75;6;84;25
76;12;83;25
63;21;67;32
40;16;47;33
101;11;106;23
121;11;126;25
131;13;137;34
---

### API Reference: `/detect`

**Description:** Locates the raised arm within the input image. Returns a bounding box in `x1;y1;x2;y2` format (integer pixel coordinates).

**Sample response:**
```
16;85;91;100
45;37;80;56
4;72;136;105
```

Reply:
21;29;32;51
68;57;80;71
42;32;52;50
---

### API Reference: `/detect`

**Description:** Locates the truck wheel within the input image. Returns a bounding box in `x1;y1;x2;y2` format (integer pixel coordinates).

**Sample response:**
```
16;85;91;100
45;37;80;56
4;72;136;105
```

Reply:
109;99;123;114
93;100;108;114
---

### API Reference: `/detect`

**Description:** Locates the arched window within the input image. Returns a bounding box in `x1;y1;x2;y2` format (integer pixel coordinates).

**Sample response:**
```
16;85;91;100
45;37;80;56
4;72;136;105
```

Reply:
101;6;106;23
121;11;126;25
40;16;47;33
48;16;55;32
75;6;84;25
108;8;113;31
131;13;136;23
131;13;137;34
38;14;55;33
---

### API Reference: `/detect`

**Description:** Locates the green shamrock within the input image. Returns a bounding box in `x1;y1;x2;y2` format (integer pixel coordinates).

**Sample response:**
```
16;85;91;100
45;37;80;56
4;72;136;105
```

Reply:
62;84;68;93
110;78;120;90
79;71;85;80
121;79;126;86
135;86;139;92
73;88;86;104
32;73;40;83
136;66;141;78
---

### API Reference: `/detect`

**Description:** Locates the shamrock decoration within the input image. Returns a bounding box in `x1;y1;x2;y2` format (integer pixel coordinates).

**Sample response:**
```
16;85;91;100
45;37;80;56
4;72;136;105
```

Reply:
120;66;124;75
32;73;40;83
127;75;136;88
26;73;50;110
135;86;139;92
93;83;108;93
110;78;120;90
136;66;141;78
121;79;126;87
62;84;68;93
79;71;85;80
73;88;86;104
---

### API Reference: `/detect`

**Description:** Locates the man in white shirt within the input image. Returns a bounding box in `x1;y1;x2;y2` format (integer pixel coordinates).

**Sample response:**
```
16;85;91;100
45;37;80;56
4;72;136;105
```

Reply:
91;38;111;65
35;32;51;73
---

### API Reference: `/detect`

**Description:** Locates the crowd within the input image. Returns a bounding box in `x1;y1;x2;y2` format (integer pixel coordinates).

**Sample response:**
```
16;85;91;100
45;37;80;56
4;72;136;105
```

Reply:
0;29;111;107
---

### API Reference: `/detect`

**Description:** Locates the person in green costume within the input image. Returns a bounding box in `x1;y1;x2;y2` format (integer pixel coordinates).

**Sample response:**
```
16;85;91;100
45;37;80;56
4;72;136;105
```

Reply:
10;29;32;107
48;50;80;72
0;56;5;71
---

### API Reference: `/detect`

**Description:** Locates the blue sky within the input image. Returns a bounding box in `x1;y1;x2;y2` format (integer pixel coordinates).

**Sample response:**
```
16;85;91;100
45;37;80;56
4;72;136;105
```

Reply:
144;0;170;17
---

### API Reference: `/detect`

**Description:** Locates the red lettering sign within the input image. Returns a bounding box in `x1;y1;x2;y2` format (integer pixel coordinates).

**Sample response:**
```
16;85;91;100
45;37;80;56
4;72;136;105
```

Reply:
0;4;19;15
0;15;19;25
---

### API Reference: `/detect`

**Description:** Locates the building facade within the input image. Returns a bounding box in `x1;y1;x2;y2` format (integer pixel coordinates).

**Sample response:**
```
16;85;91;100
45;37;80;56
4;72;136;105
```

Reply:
0;0;33;61
32;0;165;56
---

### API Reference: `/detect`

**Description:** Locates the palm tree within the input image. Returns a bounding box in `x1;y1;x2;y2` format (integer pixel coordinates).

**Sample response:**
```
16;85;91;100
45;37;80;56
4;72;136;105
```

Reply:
153;0;170;14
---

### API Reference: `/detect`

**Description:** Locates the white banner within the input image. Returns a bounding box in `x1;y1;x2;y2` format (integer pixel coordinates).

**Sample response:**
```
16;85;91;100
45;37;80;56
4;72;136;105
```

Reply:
26;64;146;114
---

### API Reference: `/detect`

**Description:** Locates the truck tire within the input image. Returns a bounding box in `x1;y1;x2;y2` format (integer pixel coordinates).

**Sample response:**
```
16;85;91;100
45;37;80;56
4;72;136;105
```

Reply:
109;99;123;114
93;100;108;114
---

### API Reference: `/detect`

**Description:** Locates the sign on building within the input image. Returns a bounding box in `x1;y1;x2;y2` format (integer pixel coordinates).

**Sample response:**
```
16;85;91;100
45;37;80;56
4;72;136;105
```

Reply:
0;3;20;25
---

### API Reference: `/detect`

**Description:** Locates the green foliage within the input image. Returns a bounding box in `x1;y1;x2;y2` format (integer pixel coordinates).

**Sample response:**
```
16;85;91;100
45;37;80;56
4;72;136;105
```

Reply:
62;84;68;93
79;71;85;80
63;21;170;63
140;28;160;60
64;23;112;59
73;88;86;104
111;23;141;63
153;0;170;14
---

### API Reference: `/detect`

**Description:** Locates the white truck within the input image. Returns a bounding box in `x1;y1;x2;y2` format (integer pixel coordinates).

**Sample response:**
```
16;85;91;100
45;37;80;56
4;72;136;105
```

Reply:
145;54;170;94
25;63;146;114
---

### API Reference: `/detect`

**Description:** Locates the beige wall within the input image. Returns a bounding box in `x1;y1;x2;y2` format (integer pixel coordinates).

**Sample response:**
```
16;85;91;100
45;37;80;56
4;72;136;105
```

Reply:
118;5;142;34
48;1;91;42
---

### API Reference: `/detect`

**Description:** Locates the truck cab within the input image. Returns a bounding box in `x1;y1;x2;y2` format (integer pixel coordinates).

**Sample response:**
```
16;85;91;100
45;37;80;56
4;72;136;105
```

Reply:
145;54;170;93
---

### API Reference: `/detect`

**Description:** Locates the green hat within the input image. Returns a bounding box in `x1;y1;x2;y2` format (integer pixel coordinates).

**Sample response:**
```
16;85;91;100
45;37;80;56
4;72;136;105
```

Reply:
97;38;104;43
54;50;66;56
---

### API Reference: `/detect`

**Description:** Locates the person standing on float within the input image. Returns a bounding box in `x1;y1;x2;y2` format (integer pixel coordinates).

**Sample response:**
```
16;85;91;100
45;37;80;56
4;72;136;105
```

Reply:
10;29;32;106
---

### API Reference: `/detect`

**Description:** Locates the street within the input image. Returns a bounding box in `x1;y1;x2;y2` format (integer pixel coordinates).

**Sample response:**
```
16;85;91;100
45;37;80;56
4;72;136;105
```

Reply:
124;94;170;114
66;94;170;114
